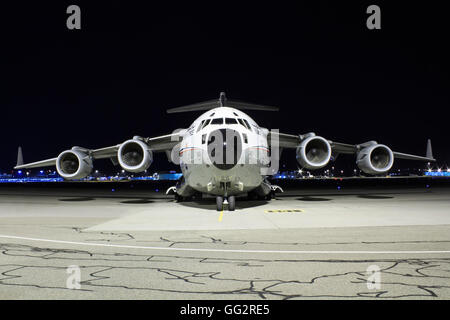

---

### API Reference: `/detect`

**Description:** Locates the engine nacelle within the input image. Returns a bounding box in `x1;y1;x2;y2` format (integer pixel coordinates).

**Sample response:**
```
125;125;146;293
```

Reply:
118;139;153;172
356;144;394;175
296;136;331;169
56;148;93;180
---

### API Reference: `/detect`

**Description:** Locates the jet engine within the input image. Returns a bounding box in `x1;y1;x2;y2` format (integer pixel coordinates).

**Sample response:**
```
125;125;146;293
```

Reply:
118;138;153;172
56;148;93;180
296;136;331;169
356;144;394;175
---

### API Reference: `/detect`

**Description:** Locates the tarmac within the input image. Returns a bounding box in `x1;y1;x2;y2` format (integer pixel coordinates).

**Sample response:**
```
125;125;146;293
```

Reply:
0;184;449;299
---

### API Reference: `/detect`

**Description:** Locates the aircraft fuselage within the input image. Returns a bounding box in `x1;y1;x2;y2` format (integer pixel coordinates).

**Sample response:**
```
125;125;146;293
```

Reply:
178;107;271;197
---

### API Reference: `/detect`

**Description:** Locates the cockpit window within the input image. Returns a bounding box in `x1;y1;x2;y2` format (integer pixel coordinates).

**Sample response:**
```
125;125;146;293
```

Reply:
237;118;246;128
243;119;252;131
211;118;224;125
202;119;211;129
225;118;238;124
237;118;251;130
197;120;205;132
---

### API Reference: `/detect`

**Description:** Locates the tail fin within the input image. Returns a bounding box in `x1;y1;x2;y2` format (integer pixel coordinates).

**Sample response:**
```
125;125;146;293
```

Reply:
426;139;433;159
166;92;279;113
16;146;24;167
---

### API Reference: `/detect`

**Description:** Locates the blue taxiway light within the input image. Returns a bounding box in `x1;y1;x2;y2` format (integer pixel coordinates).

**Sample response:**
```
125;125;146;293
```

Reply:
425;172;450;177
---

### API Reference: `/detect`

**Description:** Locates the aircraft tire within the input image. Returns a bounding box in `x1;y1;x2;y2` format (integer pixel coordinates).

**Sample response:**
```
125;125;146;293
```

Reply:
228;196;235;211
216;196;223;211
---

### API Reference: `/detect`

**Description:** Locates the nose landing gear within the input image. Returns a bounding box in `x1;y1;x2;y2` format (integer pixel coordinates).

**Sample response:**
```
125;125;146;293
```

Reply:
216;195;236;211
216;196;224;211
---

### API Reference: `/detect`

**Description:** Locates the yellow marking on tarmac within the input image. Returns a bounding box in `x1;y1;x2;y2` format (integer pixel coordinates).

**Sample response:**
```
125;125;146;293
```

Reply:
218;210;224;222
264;209;304;213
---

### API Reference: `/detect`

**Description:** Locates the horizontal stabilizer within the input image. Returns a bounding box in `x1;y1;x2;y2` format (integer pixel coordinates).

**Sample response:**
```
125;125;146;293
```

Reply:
226;100;279;112
167;99;221;114
167;92;278;113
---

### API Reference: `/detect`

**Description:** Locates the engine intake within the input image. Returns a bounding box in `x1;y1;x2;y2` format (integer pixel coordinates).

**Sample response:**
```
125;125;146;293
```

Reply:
56;148;93;180
118;139;153;172
296;136;331;169
356;144;394;175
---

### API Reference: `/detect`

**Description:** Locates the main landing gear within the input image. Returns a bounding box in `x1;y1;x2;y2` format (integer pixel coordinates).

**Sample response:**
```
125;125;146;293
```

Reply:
216;195;235;211
228;195;235;211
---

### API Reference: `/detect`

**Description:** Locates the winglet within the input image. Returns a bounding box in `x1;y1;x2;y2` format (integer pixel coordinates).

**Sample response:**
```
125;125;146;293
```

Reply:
426;139;433;159
16;146;24;168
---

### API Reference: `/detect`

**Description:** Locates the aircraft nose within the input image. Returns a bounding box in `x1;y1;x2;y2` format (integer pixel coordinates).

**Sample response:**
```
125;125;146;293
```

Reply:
207;128;242;170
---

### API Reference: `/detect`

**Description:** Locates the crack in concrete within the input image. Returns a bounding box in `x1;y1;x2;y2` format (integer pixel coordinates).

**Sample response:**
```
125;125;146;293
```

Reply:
1;239;449;299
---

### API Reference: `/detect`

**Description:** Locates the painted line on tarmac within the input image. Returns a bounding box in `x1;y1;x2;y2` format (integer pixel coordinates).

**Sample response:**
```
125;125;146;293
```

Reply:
1;234;450;254
264;209;304;213
218;210;224;222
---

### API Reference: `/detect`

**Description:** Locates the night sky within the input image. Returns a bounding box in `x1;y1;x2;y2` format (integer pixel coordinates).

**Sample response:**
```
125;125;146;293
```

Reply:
1;1;448;173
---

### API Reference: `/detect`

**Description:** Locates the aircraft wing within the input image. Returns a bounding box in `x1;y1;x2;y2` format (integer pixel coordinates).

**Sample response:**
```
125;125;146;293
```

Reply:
14;132;183;170
391;152;435;162
268;131;436;162
14;158;58;169
267;132;302;148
